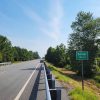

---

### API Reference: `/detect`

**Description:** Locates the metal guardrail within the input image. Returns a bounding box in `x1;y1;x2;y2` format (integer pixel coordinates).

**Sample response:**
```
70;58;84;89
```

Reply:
44;63;52;100
44;62;61;100
0;62;11;66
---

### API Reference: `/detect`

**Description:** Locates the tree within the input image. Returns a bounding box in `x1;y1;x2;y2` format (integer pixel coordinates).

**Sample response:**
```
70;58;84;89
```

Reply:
13;47;40;61
28;51;34;60
68;11;100;77
54;44;67;67
12;47;19;61
0;34;40;62
0;35;14;62
45;47;56;63
45;44;67;67
13;46;22;61
0;52;2;62
33;52;40;59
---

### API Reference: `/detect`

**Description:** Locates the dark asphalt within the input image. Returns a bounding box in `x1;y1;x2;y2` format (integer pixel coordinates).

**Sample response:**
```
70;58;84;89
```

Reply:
0;60;42;100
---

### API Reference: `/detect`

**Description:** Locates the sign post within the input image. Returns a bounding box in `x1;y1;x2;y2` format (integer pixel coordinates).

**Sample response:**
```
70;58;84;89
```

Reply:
76;51;88;90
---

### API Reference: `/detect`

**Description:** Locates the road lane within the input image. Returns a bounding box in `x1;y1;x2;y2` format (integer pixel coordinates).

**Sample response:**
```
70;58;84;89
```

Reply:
0;60;41;100
14;63;39;100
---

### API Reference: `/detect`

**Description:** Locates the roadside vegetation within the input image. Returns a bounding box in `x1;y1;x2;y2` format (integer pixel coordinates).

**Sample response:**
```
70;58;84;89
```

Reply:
47;63;99;100
0;35;40;63
45;11;100;100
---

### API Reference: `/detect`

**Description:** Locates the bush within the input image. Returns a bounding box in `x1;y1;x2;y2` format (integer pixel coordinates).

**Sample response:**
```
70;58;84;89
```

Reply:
94;75;100;83
64;65;72;70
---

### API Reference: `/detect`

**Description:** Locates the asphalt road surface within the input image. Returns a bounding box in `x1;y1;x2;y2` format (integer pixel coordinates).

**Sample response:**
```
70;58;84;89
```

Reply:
0;60;43;100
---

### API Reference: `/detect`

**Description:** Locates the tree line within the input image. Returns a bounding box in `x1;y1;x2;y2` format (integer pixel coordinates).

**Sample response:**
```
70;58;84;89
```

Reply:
0;35;40;62
45;43;68;67
45;11;100;77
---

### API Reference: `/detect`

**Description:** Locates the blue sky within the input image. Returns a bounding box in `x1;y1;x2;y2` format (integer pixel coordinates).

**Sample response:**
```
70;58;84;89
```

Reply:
0;0;100;57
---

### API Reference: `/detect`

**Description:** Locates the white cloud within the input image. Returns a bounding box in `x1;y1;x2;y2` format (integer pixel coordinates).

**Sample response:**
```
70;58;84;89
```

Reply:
12;0;65;57
48;0;64;38
15;0;64;40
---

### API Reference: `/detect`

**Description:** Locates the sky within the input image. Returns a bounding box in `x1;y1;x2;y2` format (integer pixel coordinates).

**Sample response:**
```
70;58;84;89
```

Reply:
0;0;100;57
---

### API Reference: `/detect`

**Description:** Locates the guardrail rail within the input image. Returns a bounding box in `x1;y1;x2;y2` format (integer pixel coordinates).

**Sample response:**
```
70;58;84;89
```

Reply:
44;63;52;100
44;62;61;100
0;62;11;66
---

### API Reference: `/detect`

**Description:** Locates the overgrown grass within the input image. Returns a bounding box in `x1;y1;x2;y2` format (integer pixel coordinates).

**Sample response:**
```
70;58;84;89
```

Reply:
51;69;70;82
48;63;71;82
47;63;83;88
13;61;22;63
47;63;99;100
94;75;100;83
69;88;98;100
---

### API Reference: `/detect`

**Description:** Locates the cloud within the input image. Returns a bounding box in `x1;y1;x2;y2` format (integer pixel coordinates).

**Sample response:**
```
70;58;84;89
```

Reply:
15;0;64;40
48;0;64;39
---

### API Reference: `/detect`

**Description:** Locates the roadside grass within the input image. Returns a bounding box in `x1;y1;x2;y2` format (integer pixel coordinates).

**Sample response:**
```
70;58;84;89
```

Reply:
46;63;99;100
69;88;98;100
52;70;70;83
13;61;22;63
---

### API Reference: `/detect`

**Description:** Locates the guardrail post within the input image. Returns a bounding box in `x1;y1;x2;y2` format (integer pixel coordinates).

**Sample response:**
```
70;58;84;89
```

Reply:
50;89;61;100
46;69;51;75
48;79;55;89
44;62;61;100
47;74;52;79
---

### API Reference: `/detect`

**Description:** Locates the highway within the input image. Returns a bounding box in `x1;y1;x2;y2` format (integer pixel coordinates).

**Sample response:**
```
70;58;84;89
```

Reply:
0;60;44;100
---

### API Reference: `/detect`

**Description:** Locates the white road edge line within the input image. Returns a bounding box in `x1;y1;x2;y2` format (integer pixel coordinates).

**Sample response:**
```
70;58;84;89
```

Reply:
14;63;40;100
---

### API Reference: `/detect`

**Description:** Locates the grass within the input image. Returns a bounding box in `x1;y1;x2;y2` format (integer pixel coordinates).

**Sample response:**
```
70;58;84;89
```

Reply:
12;61;22;63
69;88;98;100
47;63;71;82
46;62;99;100
52;70;70;82
47;63;84;88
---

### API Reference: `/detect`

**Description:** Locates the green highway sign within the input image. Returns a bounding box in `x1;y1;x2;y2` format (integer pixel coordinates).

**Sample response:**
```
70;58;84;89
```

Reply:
76;51;88;60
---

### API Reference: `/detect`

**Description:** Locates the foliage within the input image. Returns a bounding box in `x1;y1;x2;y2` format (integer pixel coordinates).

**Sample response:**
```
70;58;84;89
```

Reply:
33;52;40;59
12;47;40;61
95;57;100;67
0;52;2;62
0;35;14;62
94;75;100;83
68;11;100;76
45;43;68;67
45;47;56;63
0;34;40;62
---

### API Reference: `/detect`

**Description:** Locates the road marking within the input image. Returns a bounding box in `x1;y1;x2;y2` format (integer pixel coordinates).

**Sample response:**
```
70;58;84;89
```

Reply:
14;63;40;100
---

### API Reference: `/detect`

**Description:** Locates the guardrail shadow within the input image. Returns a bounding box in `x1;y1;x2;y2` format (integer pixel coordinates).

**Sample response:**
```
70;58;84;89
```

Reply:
20;67;40;71
29;65;43;100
